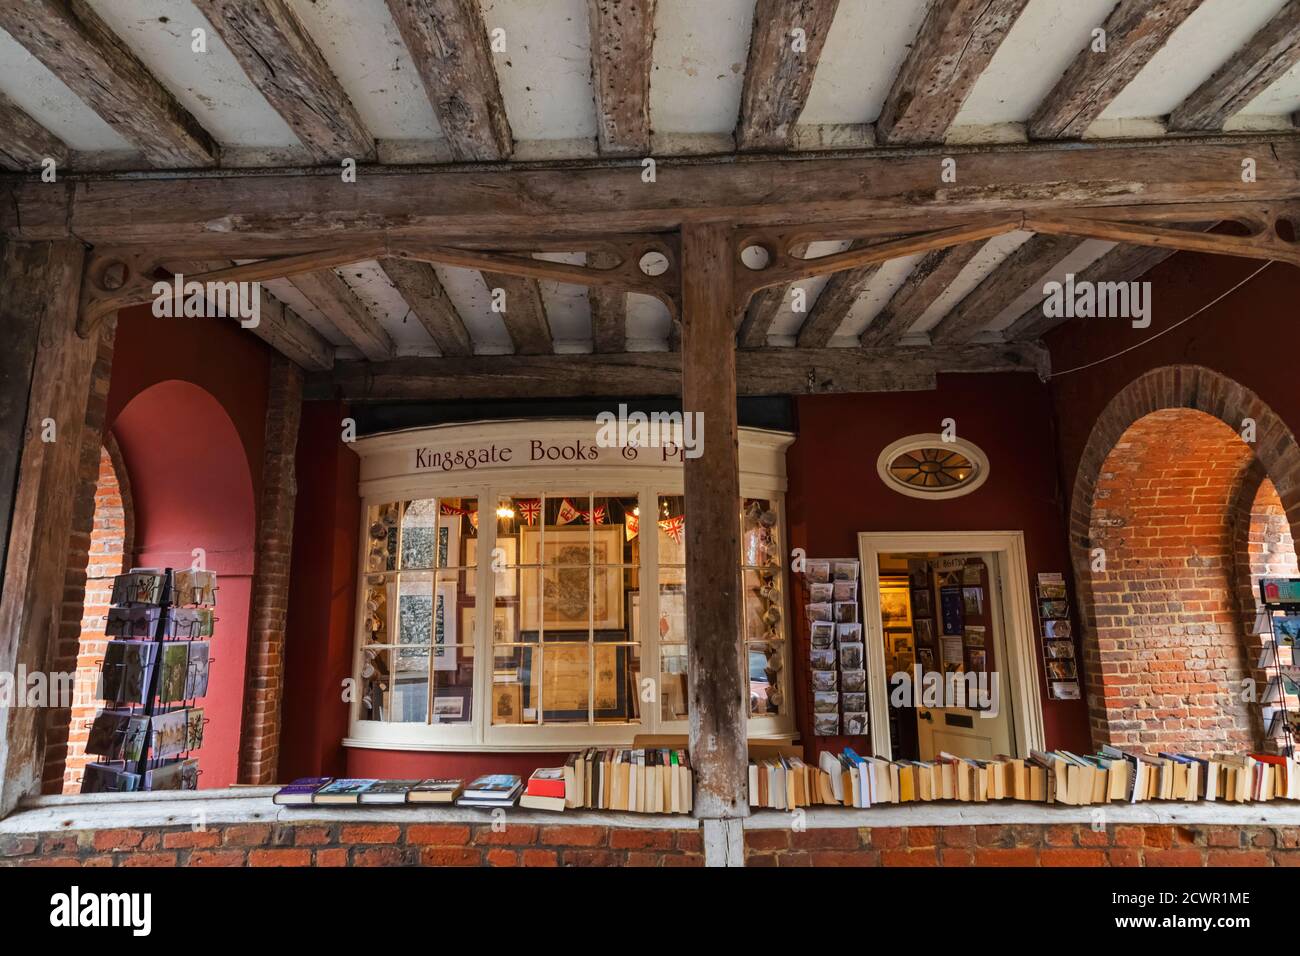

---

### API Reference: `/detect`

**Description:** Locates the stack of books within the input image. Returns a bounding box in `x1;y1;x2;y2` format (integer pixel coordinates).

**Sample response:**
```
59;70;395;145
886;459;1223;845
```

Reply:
561;748;693;813
519;768;567;811
455;774;523;808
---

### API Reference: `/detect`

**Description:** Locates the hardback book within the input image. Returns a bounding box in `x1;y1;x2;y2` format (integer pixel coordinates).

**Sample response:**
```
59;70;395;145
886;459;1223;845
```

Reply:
519;792;566;812
358;779;420;804
458;774;523;806
273;776;333;805
408;779;464;803
313;778;379;804
527;767;566;799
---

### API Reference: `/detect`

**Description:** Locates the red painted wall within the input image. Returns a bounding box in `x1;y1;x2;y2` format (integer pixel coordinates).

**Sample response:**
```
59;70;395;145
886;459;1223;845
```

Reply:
105;305;270;788
786;372;1092;757
1047;254;1300;495
280;401;360;782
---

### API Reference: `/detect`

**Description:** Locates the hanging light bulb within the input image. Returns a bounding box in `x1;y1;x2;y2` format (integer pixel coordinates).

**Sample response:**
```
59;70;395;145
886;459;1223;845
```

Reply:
496;506;515;519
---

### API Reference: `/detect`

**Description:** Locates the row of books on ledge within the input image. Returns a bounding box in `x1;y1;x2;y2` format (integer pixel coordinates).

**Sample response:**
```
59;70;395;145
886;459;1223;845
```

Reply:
273;747;695;814
752;746;1300;809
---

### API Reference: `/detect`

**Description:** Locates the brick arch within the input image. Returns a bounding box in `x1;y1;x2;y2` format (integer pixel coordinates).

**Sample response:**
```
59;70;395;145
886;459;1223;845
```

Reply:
43;432;137;793
1069;366;1300;752
1228;461;1299;746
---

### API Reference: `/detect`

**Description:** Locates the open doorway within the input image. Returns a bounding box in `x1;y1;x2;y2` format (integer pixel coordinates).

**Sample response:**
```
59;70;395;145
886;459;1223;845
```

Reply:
859;532;1045;761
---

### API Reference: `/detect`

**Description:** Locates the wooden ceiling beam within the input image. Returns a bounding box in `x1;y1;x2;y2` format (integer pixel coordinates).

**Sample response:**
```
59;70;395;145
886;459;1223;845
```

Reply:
1029;0;1203;140
378;257;473;357
736;285;787;349
1001;222;1218;340
8;135;1300;246
0;0;217;167
876;0;1031;145
0;91;68;171
179;259;335;371
1169;2;1300;131
857;243;982;346
479;272;553;354
385;0;513;161
928;233;1086;345
290;270;394;362
795;264;880;348
587;250;627;352
307;342;1049;401
736;0;840;151
192;0;375;163
587;0;656;155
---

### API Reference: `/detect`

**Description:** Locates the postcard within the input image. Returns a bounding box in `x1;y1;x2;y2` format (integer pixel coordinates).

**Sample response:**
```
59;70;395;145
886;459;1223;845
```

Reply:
834;602;858;624
811;648;836;670
813;690;839;714
841;669;866;693
839;642;864;670
813;713;839;736
808;582;833;603
842;712;867;736
1043;619;1073;639
806;560;831;584
836;622;862;644
805;602;833;623
842;692;867;713
812;670;838;691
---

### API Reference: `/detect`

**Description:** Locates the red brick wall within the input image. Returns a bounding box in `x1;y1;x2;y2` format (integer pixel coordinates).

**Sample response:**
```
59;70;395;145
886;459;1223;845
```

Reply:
1;821;1295;867
58;444;133;793
1086;407;1256;753
239;356;304;784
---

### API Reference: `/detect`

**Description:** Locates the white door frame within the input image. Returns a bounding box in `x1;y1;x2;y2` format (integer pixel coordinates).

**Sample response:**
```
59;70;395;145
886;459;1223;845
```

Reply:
857;531;1046;760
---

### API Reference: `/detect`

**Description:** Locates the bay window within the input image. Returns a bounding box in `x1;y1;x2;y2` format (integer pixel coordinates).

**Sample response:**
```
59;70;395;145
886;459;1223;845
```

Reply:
347;421;794;752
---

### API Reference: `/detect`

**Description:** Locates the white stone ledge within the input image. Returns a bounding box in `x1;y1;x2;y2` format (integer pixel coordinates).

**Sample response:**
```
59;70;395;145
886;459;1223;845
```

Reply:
4;790;1298;836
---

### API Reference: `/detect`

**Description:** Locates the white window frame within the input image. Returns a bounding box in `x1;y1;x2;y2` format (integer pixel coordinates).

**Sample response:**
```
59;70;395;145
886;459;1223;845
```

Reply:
344;420;795;753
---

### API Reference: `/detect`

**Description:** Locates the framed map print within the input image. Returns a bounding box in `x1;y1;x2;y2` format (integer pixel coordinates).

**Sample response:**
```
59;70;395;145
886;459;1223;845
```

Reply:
519;525;625;631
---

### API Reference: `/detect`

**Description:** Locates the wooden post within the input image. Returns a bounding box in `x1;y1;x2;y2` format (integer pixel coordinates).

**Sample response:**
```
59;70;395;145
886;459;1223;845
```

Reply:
0;240;96;817
680;222;748;866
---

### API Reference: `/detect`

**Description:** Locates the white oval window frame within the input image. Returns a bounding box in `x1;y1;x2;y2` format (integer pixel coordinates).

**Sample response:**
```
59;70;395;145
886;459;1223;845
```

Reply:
876;433;990;500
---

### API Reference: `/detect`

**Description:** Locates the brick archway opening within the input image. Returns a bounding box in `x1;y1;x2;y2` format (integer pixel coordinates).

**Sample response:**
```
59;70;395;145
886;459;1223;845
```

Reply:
48;438;135;794
1070;366;1300;755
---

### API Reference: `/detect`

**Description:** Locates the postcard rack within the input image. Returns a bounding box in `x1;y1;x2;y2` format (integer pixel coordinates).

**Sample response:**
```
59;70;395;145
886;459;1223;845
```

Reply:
1258;578;1299;757
80;566;216;793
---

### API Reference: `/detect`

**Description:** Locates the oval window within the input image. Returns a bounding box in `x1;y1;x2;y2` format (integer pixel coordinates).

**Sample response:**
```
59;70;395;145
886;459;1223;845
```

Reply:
877;434;989;500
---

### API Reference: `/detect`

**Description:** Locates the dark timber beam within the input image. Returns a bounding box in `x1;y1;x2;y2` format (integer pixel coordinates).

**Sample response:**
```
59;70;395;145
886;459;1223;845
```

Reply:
291;270;394;362
379;258;474;357
858;243;982;346
928;234;1085;345
1169;2;1300;131
480;273;553;354
876;0;1031;145
0;239;97;817
0;0;217;168
10;135;1295;248
0;92;68;171
680;222;746;867
795;240;878;348
306;342;1050;401
587;0;656;155
192;0;375;163
736;0;839;151
1003;243;1178;340
385;0;513;161
587;250;627;352
735;285;787;349
180;259;335;371
1029;0;1203;140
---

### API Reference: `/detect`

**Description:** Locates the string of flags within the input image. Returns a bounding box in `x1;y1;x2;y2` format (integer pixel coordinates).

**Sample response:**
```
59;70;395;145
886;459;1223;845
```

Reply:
438;498;684;542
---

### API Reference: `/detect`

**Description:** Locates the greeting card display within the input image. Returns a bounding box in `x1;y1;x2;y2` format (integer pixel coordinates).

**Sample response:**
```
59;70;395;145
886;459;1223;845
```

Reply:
1036;572;1079;700
81;567;215;793
802;559;865;737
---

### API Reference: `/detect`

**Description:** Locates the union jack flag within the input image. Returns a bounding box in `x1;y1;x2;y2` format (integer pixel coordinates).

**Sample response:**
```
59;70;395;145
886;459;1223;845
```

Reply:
517;498;541;525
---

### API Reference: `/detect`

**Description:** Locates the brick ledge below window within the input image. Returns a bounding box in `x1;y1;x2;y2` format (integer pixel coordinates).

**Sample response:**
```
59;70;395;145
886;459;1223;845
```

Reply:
4;789;1297;836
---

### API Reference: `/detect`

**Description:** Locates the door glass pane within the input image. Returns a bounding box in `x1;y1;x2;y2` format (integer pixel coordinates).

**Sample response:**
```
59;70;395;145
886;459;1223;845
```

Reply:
366;502;400;573
491;645;537;726
660;642;688;721
400;499;438;570
392;646;429;723
538;642;590;725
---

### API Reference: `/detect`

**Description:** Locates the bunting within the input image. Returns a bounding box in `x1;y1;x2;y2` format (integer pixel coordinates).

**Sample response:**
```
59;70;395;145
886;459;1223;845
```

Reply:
517;498;541;525
658;515;685;544
625;512;640;541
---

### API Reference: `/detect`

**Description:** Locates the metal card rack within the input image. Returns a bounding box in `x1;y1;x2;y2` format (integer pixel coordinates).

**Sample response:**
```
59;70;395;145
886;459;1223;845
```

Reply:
1257;578;1299;758
81;566;216;793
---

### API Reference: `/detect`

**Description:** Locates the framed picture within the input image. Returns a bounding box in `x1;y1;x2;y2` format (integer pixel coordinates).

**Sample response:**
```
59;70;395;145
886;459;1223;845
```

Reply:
522;643;629;721
490;683;523;725
464;535;517;597
879;580;912;629
432;696;464;720
630;588;687;646
911;588;932;618
461;603;516;647
519;525;625;631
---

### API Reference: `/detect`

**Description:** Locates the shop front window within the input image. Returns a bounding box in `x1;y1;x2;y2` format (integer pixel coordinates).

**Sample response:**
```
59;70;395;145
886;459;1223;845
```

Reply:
348;422;795;749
